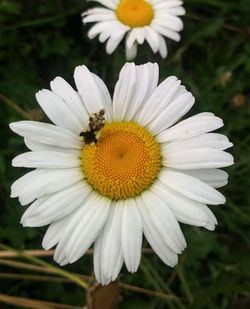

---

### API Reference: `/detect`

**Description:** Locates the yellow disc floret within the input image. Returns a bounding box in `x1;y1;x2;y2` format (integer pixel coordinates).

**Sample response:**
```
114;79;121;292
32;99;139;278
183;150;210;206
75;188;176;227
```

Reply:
81;122;161;200
116;0;154;28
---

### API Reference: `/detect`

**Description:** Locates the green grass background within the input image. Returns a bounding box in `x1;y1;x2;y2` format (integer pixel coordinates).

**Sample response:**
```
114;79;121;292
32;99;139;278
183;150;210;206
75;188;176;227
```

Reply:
0;0;250;308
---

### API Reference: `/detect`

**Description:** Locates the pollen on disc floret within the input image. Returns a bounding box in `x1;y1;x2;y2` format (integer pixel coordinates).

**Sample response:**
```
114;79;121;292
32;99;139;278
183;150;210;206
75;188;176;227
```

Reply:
81;121;162;200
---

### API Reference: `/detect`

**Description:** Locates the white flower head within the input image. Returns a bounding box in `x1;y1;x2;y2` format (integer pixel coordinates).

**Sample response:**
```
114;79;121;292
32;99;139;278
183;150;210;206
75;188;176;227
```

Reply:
82;0;185;60
10;62;234;285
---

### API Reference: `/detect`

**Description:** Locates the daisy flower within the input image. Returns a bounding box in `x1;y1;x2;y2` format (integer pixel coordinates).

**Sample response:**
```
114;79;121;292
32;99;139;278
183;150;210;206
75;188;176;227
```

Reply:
82;0;185;59
10;62;233;285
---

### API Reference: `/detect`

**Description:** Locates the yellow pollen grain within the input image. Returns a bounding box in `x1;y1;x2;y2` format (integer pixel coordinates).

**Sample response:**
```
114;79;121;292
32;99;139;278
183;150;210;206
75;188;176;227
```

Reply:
81;122;161;200
116;0;154;28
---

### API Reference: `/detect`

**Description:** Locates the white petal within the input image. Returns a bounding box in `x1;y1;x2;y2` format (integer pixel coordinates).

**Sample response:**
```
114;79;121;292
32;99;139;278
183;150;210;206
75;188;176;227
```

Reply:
10;121;82;149
112;63;137;121
74;65;112;120
125;42;138;60
162;133;233;153
91;73;113;118
83;9;116;23
160;169;226;205
94;232;112;285
157;113;224;143
136;197;178;267
50;77;89;126
136;76;181;127
113;63;159;121
140;190;186;253
24;137;81;156
145;26;160;53
126;29;137;49
36;90;83;134
153;0;184;9
20;196;49;225
121;199;142;273
122;64;150;121
88;0;117;10
154;1;185;15
106;32;125;54
148;91;195;134
42;216;70;250
153;181;217;229
88;20;128;41
158;34;168;58
153;14;184;32
163;148;234;169
144;62;160;101
61;193;111;263
102;201;123;280
134;27;146;44
12;151;80;169
21;182;91;227
178;168;229;188
11;168;83;205
151;23;181;42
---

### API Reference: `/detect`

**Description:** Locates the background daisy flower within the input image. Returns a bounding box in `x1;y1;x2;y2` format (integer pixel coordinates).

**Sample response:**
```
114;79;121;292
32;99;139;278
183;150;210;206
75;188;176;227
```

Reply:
82;0;185;59
10;62;233;285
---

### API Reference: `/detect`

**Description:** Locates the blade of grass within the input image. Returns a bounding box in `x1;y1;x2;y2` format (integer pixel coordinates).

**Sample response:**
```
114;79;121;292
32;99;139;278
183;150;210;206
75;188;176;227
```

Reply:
0;271;183;303
0;244;88;289
2;7;84;31
0;293;81;309
0;258;62;274
140;256;185;309
0;248;154;258
176;266;194;304
0;93;34;120
0;259;187;304
0;249;55;258
0;272;70;283
119;283;184;302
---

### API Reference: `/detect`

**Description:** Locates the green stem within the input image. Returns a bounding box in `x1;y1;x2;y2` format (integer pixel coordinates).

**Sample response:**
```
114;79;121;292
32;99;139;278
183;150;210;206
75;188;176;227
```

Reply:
0;93;33;120
0;244;88;290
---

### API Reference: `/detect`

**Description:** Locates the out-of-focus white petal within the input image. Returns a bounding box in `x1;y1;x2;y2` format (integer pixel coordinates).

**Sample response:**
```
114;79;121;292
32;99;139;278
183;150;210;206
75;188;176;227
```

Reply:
125;42;138;60
83;0;185;58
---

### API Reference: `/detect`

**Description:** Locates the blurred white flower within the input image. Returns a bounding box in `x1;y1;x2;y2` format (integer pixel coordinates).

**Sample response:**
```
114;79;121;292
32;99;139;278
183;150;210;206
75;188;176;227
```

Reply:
10;62;233;285
82;0;185;59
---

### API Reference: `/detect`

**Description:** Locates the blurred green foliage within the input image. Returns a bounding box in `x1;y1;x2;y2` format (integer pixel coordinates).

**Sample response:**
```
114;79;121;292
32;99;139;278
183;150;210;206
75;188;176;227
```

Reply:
0;0;250;308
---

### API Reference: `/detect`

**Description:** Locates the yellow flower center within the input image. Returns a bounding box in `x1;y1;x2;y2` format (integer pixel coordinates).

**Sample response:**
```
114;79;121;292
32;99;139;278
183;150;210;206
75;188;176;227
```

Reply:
116;0;154;28
81;122;161;200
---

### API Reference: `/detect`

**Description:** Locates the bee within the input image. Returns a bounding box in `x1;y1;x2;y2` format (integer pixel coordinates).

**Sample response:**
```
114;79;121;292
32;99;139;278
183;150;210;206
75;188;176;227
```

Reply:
80;109;105;145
